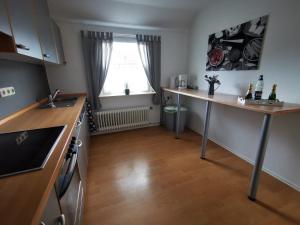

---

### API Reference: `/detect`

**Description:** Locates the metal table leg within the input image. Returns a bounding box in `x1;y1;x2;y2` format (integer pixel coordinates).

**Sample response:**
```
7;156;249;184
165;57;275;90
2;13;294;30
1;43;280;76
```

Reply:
248;113;273;201
176;94;181;139
201;101;212;159
160;88;164;126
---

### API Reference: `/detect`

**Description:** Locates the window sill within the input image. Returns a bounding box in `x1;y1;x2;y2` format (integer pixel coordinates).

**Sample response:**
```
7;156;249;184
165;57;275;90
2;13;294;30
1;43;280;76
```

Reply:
99;91;156;98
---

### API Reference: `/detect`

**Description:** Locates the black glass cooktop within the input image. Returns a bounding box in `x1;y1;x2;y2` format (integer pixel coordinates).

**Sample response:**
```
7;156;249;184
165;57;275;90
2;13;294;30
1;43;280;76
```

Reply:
0;126;66;178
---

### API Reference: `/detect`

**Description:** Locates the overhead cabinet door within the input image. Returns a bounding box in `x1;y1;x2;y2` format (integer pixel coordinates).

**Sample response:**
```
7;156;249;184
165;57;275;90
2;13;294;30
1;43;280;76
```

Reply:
34;0;58;63
51;20;66;65
6;0;42;59
0;0;15;52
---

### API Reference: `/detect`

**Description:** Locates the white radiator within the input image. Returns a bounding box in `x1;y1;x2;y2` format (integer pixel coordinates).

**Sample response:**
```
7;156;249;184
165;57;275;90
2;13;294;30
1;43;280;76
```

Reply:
96;106;151;133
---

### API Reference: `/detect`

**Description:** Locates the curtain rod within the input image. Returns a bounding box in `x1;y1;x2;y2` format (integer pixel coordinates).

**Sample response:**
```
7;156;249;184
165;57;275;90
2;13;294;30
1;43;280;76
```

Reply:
113;33;136;39
113;33;161;39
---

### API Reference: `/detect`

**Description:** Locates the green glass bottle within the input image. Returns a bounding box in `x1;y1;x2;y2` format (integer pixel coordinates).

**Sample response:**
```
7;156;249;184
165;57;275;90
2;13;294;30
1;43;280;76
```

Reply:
245;83;253;100
268;84;277;101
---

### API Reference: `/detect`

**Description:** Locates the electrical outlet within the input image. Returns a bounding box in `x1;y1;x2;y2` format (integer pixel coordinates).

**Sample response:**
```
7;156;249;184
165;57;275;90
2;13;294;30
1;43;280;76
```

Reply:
0;87;16;97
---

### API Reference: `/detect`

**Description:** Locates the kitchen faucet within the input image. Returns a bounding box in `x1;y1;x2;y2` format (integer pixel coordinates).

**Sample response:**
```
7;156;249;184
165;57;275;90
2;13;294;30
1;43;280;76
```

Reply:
48;89;61;108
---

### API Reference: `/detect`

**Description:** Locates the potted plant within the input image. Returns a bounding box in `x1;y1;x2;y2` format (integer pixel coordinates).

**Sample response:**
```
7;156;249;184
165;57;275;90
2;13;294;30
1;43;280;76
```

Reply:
125;83;130;95
204;74;221;95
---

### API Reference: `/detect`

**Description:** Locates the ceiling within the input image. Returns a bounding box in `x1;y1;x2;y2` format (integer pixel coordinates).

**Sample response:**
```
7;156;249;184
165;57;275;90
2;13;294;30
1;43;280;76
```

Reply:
47;0;216;29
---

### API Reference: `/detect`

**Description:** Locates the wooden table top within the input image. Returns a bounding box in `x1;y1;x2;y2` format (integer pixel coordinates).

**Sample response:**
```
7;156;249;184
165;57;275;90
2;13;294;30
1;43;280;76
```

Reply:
163;88;300;115
0;94;86;225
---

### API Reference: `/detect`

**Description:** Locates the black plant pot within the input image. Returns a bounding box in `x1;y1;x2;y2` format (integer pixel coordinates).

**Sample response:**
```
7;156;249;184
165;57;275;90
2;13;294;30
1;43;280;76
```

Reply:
208;83;215;95
125;88;130;95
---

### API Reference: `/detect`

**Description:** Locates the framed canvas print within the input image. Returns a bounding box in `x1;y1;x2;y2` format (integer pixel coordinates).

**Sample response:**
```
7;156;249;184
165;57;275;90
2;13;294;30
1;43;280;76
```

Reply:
206;15;269;71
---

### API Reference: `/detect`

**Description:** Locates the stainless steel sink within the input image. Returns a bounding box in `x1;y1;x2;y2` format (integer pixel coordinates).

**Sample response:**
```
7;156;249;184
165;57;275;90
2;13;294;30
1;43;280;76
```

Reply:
40;96;78;109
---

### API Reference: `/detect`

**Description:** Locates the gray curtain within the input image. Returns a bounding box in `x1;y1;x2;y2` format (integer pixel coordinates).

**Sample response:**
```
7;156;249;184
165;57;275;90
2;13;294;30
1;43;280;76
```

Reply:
136;34;161;105
81;31;113;110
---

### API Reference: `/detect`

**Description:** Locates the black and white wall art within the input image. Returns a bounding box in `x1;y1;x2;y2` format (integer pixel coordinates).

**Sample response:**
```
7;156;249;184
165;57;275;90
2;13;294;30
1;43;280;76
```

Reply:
206;15;268;71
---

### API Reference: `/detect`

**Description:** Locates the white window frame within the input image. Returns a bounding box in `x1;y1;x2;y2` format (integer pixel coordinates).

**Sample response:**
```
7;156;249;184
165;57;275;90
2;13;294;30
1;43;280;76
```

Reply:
99;37;155;97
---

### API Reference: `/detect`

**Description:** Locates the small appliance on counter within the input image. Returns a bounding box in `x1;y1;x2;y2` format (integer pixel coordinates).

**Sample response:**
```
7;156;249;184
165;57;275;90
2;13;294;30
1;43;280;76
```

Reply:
177;74;188;89
0;126;66;178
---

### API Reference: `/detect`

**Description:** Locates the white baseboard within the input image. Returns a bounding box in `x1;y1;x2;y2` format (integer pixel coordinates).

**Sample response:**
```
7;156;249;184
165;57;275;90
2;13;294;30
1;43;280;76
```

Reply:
209;136;300;192
189;127;300;192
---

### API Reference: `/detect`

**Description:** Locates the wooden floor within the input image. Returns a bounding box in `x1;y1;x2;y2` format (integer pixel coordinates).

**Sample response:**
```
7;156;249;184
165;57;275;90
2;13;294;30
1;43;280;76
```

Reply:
84;126;300;225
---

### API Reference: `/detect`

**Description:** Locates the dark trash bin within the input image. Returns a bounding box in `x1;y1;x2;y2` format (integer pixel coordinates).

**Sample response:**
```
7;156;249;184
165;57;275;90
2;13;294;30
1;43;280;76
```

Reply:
163;106;187;133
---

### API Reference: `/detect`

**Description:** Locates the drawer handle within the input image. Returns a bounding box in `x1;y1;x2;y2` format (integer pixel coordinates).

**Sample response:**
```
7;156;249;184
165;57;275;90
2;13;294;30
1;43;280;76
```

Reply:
58;214;66;225
76;139;83;147
16;44;30;51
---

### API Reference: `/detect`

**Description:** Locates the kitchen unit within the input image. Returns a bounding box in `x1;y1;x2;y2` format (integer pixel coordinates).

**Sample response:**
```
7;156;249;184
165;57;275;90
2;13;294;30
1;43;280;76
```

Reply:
0;0;65;64
41;109;88;225
0;95;89;225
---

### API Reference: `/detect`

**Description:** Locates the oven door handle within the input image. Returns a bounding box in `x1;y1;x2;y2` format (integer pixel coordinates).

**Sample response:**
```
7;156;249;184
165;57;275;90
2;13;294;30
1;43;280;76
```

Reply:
59;151;78;198
58;214;66;225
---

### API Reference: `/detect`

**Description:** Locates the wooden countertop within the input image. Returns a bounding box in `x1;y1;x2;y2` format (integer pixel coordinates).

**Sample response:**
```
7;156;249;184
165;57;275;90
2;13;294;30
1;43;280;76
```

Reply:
0;94;86;225
163;88;300;115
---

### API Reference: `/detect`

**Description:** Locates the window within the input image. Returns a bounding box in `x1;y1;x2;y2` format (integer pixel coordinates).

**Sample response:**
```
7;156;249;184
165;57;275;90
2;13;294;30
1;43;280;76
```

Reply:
101;41;154;96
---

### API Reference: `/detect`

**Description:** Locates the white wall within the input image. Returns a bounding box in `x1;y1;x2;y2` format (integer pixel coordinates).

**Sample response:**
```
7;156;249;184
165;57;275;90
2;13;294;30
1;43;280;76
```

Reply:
46;20;189;124
186;0;300;190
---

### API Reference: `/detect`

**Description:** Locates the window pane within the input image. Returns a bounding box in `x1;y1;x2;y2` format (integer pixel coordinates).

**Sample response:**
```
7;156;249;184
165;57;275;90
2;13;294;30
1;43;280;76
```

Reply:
101;41;152;95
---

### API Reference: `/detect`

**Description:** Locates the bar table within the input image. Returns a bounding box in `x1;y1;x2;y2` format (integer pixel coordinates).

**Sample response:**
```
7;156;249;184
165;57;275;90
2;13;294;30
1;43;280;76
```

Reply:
163;87;300;201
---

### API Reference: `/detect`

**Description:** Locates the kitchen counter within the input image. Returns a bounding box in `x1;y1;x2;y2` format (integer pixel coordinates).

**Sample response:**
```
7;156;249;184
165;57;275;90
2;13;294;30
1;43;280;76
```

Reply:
0;94;86;225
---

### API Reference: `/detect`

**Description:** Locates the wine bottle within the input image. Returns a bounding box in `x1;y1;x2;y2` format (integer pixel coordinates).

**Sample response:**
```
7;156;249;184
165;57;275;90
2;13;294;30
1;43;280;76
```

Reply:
254;75;264;100
245;83;253;99
268;84;277;101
